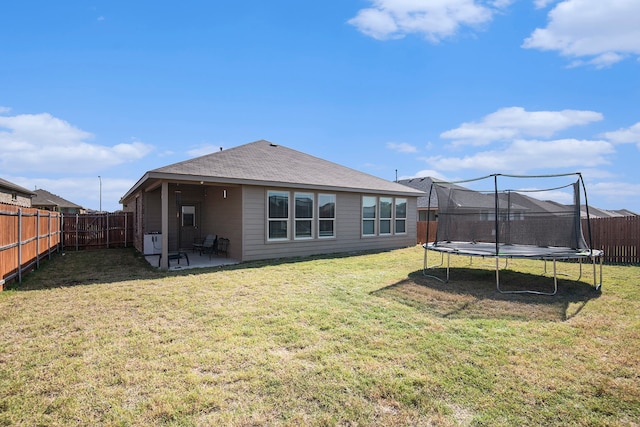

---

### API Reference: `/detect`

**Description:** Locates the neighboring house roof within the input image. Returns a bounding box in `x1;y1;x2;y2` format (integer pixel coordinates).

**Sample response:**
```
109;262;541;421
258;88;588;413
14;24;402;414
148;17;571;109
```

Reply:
397;177;439;208
613;209;639;216
399;176;638;217
498;192;573;214
398;177;499;210
31;189;83;210
0;177;36;196
122;140;424;202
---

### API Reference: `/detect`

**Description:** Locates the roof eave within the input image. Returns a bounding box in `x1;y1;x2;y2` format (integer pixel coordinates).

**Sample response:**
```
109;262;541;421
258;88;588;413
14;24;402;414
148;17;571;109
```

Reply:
120;171;424;202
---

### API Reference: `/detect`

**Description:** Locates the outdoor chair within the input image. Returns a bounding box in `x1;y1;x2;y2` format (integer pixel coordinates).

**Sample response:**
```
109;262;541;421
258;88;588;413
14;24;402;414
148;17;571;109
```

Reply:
194;234;216;256
216;237;230;257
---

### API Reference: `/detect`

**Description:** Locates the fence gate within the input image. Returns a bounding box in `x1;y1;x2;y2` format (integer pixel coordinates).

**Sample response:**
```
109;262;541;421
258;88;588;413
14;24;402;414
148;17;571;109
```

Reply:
62;212;133;250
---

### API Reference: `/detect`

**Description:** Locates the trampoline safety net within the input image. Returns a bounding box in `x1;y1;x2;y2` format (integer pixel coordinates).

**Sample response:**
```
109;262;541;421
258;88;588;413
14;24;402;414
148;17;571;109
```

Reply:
430;174;589;250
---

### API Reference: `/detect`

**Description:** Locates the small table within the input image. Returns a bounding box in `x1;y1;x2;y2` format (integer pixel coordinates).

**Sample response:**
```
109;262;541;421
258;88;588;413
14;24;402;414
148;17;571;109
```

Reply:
158;251;190;267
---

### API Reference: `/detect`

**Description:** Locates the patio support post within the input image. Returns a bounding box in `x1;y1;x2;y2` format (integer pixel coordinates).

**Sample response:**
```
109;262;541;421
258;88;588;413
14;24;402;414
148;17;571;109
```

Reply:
160;181;169;270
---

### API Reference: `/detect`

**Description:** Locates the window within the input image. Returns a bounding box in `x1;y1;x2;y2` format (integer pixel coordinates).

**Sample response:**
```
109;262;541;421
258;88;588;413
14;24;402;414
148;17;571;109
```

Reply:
181;205;196;227
362;196;377;236
395;198;407;234
295;193;314;239
419;210;437;222
318;194;336;238
268;191;289;240
379;197;393;235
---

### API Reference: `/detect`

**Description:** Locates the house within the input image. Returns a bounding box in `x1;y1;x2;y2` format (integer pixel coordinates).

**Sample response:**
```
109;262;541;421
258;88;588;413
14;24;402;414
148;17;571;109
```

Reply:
120;140;424;269
396;177;439;221
31;189;85;214
580;205;638;218
0;177;35;208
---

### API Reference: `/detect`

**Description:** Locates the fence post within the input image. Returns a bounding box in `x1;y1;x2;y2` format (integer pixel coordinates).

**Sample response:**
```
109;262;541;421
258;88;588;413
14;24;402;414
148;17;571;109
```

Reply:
48;212;52;259
106;213;110;248
75;214;79;251
17;208;22;283
36;210;40;269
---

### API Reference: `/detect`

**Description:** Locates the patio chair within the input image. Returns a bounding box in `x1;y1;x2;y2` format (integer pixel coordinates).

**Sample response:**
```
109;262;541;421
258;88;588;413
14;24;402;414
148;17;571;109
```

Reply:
194;234;216;256
216;237;230;257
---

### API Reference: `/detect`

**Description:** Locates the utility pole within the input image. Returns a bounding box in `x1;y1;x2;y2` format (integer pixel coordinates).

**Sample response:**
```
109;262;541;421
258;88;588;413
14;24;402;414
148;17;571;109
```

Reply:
98;176;102;212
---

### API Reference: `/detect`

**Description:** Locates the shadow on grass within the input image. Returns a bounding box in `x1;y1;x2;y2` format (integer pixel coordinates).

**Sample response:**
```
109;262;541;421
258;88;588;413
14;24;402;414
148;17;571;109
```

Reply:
372;268;602;322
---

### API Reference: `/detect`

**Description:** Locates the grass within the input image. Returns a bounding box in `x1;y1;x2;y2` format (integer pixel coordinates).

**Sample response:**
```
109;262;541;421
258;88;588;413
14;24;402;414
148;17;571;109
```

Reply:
0;246;638;426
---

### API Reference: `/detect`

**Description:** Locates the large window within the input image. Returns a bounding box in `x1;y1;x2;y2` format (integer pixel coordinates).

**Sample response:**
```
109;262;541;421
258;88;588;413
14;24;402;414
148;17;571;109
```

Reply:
395;198;407;234
295;193;314;239
268;191;289;240
363;196;408;237
318;194;336;238
379;197;393;235
362;196;377;236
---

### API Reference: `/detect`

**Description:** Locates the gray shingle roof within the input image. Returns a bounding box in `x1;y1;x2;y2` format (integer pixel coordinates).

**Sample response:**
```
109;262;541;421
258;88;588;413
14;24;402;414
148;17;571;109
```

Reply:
32;189;83;209
144;140;423;196
0;177;35;196
396;177;439;208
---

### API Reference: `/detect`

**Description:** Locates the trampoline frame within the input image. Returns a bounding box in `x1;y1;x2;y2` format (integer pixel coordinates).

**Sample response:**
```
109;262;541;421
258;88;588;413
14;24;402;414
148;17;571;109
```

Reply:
423;242;603;296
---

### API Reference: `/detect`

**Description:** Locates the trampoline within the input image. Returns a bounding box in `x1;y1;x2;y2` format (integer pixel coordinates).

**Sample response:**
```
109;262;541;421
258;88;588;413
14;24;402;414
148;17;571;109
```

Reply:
422;173;603;295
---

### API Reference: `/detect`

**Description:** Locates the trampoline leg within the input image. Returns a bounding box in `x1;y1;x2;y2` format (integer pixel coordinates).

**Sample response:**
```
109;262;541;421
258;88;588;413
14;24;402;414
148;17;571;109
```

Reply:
423;249;449;283
497;257;558;296
495;257;500;292
577;258;583;281
593;254;602;291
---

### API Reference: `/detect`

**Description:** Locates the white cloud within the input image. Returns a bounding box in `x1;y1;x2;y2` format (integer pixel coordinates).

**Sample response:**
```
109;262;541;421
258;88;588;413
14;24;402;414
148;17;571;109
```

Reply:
0;106;11;114
424;138;614;171
441;107;603;146
0;112;154;174
601;122;640;148
533;0;557;8
348;0;510;42
387;141;418;153
400;169;449;180
522;0;640;66
588;180;640;209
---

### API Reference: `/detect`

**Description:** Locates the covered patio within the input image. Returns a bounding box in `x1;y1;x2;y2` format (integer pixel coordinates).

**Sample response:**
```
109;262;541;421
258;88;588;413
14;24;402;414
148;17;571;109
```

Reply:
144;250;239;271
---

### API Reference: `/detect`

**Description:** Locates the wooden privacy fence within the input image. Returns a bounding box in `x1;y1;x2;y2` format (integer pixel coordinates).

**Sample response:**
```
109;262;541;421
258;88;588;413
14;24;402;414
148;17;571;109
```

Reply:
0;205;62;288
417;216;640;264
416;221;438;245
586;216;640;264
62;212;133;250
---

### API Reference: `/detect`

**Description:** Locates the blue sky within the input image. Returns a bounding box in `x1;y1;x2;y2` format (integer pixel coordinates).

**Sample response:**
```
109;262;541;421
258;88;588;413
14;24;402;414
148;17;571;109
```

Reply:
1;0;639;213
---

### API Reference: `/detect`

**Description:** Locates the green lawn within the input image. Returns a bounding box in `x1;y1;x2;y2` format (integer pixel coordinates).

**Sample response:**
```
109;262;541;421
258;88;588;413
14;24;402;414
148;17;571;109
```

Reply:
1;246;638;426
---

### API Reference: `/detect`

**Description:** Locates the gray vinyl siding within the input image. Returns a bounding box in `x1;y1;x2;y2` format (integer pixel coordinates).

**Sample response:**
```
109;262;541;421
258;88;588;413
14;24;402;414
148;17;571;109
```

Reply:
204;185;242;260
241;185;417;262
144;189;162;234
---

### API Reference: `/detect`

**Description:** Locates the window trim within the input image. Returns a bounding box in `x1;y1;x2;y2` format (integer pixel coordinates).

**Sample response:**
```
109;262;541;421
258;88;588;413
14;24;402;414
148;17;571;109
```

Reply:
294;192;314;240
395;198;407;235
318;193;336;239
379;197;393;236
362;195;377;237
267;190;290;241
